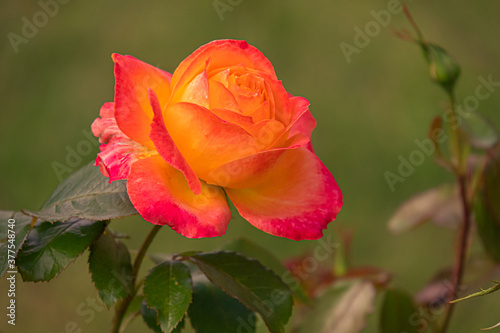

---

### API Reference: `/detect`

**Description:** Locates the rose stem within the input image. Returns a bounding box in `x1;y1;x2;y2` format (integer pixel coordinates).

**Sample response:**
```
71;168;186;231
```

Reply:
439;98;473;333
111;224;162;333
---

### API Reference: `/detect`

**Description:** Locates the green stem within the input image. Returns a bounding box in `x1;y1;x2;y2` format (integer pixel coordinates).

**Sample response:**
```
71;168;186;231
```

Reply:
447;94;463;172
111;224;162;333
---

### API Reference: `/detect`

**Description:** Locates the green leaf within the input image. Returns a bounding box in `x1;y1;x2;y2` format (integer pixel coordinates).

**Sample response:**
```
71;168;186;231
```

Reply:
380;289;419;333
223;238;308;304
450;281;500;304
296;281;376;333
141;300;163;333
184;251;293;333
88;233;133;307
17;218;106;282
23;162;137;222
172;317;185;333
0;211;33;278
143;261;192;333
188;282;256;333
388;184;460;233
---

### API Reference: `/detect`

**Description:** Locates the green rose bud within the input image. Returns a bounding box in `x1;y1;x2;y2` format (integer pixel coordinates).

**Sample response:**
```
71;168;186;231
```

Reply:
421;43;461;94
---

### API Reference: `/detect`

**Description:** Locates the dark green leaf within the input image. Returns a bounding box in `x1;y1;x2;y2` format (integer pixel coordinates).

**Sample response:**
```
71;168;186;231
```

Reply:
295;281;376;333
140;301;186;333
188;282;256;333
17;218;106;281
23;162;137;222
172;317;185;333
0;211;33;278
88;233;133;307
380;289;419;333
223;238;308;304
144;261;192;333
185;251;293;333
388;184;460;233
141;300;163;333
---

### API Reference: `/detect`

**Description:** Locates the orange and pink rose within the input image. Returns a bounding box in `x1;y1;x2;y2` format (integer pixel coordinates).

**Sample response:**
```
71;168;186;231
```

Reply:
91;39;342;240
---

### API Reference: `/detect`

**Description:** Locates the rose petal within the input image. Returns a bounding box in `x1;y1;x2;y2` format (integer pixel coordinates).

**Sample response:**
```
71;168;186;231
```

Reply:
170;40;277;100
205;133;309;189
91;102;117;144
164;102;259;181
256;72;292;124
245;119;286;150
176;69;210;109
209;68;230;87
113;54;172;148
208;80;242;113
91;102;154;182
225;147;343;240
149;89;202;195
210;108;253;127
127;155;231;238
271;96;315;151
210;108;286;151
288;96;316;139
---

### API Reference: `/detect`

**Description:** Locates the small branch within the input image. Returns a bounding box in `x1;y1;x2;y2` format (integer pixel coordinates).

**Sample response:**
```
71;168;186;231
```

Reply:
440;174;472;333
111;224;162;333
403;5;424;42
436;91;473;332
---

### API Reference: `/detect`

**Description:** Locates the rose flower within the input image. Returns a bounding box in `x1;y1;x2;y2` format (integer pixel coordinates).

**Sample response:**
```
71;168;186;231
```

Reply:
92;40;342;240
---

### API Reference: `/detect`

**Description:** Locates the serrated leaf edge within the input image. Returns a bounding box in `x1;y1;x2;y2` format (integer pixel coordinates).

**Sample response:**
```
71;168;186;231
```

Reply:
144;261;193;333
186;251;293;333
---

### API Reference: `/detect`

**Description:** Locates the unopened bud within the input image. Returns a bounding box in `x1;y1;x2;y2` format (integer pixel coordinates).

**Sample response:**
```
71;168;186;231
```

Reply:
422;43;461;93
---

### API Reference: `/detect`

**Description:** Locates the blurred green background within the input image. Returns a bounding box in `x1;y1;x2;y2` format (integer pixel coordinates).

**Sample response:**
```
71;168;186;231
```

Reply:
1;0;500;332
